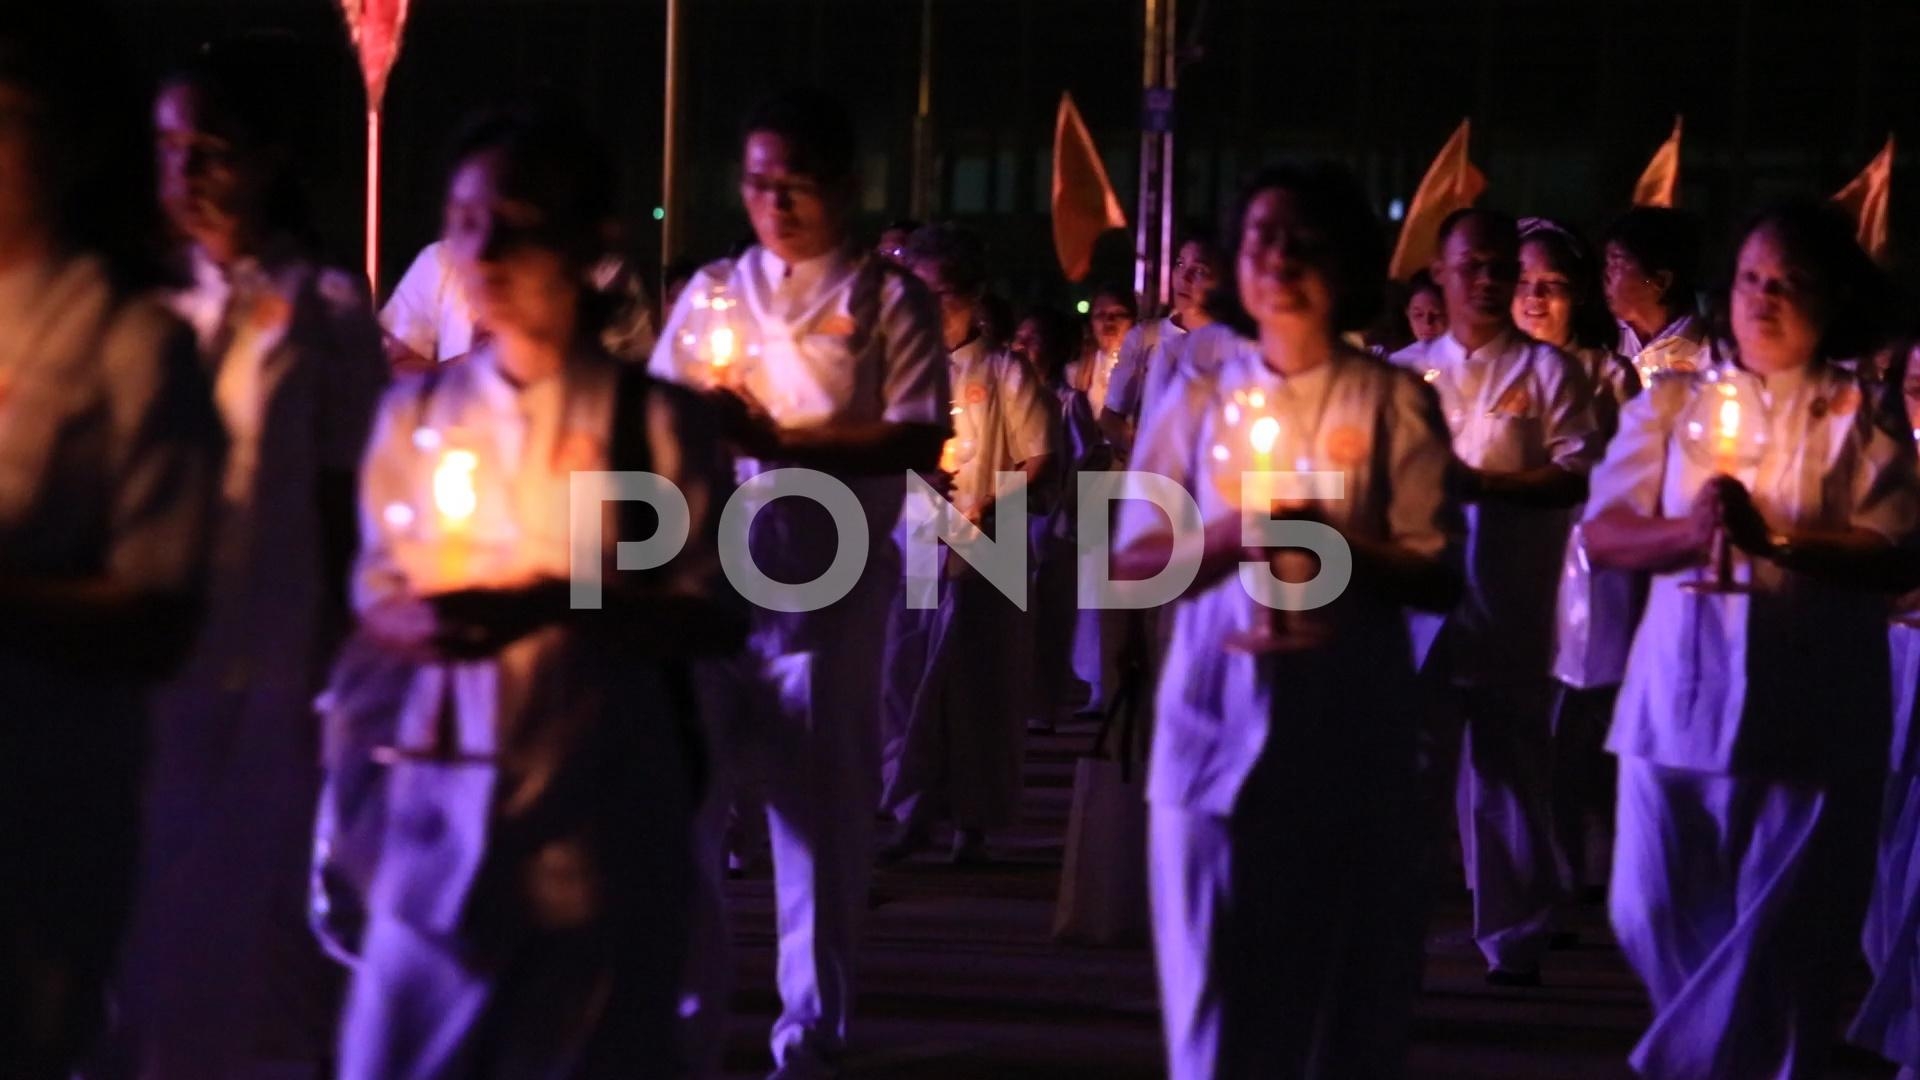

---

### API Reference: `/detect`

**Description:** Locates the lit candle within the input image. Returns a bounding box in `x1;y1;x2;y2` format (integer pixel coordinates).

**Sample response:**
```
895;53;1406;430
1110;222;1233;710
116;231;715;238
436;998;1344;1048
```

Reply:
431;446;479;589
1712;388;1741;472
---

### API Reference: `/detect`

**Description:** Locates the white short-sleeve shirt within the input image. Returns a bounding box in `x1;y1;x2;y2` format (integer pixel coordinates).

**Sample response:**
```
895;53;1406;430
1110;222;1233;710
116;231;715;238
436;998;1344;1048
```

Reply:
1588;359;1919;779
1390;328;1602;684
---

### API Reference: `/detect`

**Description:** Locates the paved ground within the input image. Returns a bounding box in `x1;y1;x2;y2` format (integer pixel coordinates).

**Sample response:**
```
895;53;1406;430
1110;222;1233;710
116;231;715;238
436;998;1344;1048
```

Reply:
714;721;1899;1079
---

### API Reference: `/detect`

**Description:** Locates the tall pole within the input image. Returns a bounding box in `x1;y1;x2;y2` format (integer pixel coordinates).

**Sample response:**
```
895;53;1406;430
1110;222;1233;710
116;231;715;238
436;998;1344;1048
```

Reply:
910;0;934;220
1134;0;1162;310
365;107;380;294
661;0;684;280
1157;0;1179;314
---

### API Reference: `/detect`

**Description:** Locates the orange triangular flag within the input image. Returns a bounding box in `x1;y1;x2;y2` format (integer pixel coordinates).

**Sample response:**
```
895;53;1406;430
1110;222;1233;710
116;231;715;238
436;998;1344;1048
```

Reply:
1632;116;1683;208
1834;134;1895;263
1051;92;1128;283
1389;119;1487;281
339;0;411;109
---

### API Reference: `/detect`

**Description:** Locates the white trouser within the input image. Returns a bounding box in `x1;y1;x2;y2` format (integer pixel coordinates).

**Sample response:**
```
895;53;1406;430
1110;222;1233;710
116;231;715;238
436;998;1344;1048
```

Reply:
1852;768;1920;1070
702;632;883;1075
1422;680;1560;971
1149;746;1423;1080
1612;757;1878;1079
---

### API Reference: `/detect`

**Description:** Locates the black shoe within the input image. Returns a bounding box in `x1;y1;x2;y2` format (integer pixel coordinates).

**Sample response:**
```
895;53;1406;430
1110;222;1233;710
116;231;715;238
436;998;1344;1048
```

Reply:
1548;931;1580;950
1485;966;1542;988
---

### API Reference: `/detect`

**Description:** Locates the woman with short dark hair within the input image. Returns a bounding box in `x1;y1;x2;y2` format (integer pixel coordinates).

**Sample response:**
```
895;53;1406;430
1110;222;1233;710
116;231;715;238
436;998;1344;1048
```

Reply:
1603;205;1711;382
334;105;739;1079
1114;161;1458;1079
1585;199;1915;1079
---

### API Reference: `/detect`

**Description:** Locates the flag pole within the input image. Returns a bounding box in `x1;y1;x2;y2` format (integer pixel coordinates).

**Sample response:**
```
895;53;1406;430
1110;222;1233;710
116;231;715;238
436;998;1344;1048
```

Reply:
662;0;683;279
366;106;381;293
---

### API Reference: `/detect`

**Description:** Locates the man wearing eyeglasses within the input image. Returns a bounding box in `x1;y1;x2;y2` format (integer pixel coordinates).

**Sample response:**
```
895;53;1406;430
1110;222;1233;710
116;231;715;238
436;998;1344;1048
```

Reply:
650;89;949;1080
1390;207;1602;989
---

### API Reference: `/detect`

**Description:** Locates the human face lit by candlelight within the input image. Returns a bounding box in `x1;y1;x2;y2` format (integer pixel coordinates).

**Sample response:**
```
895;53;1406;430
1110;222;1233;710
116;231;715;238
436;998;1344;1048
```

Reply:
1730;225;1821;376
1170;241;1220;326
1433;215;1519;337
907;257;977;352
1513;238;1576;348
154;80;271;264
442;148;578;346
1088;293;1134;355
740;130;846;266
1236;187;1337;339
1405;287;1446;344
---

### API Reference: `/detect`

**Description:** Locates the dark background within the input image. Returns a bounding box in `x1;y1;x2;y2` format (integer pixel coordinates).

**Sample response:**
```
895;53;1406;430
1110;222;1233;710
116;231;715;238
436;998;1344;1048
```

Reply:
106;0;1920;312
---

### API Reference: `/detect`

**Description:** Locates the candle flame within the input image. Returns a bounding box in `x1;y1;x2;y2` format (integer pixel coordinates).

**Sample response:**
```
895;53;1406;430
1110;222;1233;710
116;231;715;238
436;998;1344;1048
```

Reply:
1716;398;1741;437
709;326;737;368
433;449;479;525
1249;416;1281;456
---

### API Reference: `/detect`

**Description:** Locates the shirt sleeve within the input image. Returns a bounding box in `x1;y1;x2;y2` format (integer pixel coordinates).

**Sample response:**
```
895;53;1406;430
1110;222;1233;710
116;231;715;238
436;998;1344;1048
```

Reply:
1583;377;1688;521
1383;367;1458;561
998;353;1054;467
315;269;391;473
1104;324;1150;420
100;301;225;593
1114;368;1207;552
1537;343;1604;475
876;271;951;428
378;244;446;362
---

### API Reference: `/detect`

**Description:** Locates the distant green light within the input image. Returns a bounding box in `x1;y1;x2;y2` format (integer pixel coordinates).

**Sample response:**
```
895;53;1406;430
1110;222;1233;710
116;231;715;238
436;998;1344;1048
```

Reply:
1076;300;1091;314
652;206;666;221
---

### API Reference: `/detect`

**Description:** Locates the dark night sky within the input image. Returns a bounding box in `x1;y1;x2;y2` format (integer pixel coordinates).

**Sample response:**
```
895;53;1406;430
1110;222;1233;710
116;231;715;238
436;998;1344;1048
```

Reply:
106;0;1920;309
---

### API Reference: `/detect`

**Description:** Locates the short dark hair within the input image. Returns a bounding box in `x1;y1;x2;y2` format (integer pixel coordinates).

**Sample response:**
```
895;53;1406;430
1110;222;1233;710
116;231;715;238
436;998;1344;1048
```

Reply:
1406;268;1443;302
1088;281;1140;321
1207;160;1387;337
1733;199;1891;361
447;103;615;270
1173;220;1223;264
1435;206;1519;256
1018;305;1079;382
1603;206;1702;312
902;222;990;296
742;88;856;184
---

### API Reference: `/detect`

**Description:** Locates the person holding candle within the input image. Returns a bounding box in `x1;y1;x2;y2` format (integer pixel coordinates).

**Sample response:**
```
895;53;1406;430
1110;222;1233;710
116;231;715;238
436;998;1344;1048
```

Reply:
878;222;1052;864
649;89;950;1080
1583;200;1914;1079
1602;206;1712;385
1390;206;1603;986
1100;229;1224;459
1115;161;1458;1079
1403;269;1448;348
1512;217;1640;913
1067;281;1138;418
1013;305;1108;732
0;8;226;1075
101;40;391;1078
334;104;740;1079
1853;338;1920;1080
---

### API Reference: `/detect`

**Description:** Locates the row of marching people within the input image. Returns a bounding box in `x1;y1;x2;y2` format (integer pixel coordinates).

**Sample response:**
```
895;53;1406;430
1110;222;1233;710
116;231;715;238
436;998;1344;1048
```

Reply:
1114;163;1920;1080
8;12;1920;1080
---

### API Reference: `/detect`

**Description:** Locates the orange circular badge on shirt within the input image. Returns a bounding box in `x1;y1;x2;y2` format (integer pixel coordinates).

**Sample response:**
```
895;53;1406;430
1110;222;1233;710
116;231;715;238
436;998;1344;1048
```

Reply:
964;384;989;406
1831;385;1862;418
555;433;605;473
1324;425;1368;466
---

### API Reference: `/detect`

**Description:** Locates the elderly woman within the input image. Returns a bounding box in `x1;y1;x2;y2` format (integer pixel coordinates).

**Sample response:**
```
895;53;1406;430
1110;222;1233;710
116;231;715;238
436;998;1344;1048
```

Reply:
1585;200;1915;1079
1115;161;1459;1080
